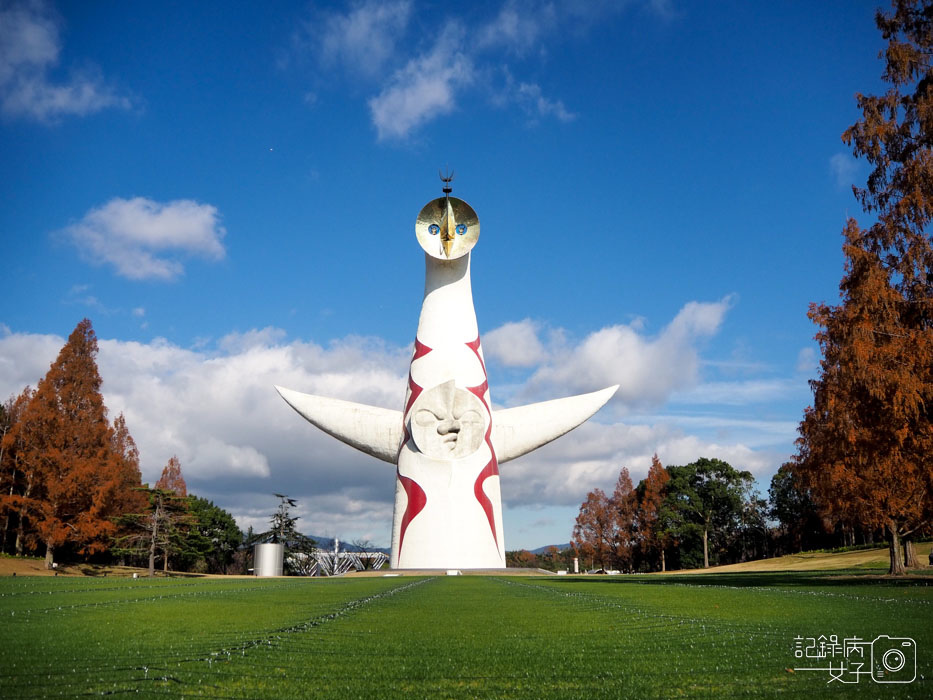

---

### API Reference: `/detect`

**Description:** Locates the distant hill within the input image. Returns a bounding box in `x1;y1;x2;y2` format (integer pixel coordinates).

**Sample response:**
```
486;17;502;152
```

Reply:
530;543;571;555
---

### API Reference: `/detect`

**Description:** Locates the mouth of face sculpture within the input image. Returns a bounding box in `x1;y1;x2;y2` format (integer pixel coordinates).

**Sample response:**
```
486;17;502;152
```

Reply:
410;380;486;459
416;407;483;453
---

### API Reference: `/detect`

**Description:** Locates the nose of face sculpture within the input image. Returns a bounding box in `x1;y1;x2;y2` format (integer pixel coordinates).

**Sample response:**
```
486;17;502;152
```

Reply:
437;417;461;436
439;200;456;258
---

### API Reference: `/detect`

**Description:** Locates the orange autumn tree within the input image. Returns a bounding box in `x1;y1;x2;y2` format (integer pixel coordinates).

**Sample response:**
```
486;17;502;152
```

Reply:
637;454;671;571
14;319;143;567
796;223;931;574
794;0;933;575
155;455;187;497
109;414;148;528
573;467;640;572
154;456;189;573
572;488;614;570
610;467;637;572
0;388;36;555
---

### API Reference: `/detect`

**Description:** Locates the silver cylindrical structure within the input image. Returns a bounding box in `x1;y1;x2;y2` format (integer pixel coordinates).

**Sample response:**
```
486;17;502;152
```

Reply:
253;543;284;577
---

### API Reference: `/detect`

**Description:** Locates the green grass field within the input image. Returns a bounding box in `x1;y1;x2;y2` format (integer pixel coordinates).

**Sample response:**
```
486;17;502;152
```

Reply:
0;572;930;698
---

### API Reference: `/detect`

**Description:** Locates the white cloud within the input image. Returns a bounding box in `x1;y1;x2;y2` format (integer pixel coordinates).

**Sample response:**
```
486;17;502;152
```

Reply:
630;413;798;448
298;1;608;140
476;0;556;53
368;22;474;140
0;0;131;122
291;1;676;140
830;152;858;189
499;420;781;509
0;312;792;546
517;297;733;408
61;197;227;281
315;0;412;78
483;319;547;367
670;378;801;406
515;82;576;122
0;326;64;396
63;283;107;311
796;346;817;374
0;327;411;543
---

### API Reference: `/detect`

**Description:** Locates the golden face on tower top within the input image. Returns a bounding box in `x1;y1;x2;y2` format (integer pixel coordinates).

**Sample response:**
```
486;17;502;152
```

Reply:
415;196;480;260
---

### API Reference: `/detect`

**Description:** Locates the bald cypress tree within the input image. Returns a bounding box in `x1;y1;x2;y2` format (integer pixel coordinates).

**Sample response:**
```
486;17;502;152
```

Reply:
16;319;140;567
795;0;933;575
572;488;614;571
0;388;35;554
797;223;930;574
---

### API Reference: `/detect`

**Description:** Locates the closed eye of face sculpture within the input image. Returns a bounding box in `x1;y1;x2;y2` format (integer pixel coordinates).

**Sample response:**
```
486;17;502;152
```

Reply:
410;380;486;459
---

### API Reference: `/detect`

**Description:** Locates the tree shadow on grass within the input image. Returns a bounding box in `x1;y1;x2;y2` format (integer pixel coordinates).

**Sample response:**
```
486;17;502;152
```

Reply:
540;570;933;590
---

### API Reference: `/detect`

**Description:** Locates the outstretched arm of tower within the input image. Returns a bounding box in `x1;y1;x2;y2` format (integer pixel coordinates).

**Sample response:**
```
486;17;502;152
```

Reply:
274;385;403;464
491;385;618;464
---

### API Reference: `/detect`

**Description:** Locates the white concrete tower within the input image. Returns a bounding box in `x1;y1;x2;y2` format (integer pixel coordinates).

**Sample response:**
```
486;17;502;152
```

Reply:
275;178;617;569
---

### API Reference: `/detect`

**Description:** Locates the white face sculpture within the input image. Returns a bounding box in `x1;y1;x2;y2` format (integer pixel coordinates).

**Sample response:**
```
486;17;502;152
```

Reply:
410;380;487;459
415;196;480;260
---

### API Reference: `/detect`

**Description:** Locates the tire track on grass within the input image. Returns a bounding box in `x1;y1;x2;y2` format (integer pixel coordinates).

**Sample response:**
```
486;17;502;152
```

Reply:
101;577;437;695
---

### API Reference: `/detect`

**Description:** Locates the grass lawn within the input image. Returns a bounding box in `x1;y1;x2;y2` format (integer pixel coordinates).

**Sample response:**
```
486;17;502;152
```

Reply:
0;571;929;698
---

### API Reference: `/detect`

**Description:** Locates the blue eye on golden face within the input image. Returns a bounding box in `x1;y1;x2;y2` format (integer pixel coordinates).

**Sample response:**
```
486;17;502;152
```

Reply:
429;224;440;235
456;224;467;235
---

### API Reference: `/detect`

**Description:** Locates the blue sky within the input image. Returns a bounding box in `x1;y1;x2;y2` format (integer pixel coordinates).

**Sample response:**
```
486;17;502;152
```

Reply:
0;0;886;549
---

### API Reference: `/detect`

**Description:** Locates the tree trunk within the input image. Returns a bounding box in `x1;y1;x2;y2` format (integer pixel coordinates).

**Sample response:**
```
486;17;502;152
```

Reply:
14;471;34;556
702;526;709;568
903;539;920;569
163;548;168;573
887;524;905;575
148;513;158;577
2;472;15;554
44;541;53;569
660;548;666;572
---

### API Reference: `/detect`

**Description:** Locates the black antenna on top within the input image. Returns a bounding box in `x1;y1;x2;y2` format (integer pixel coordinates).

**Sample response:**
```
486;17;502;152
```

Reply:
439;168;455;196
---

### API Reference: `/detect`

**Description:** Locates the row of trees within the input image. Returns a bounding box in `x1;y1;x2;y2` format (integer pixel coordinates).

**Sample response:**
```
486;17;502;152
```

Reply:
567;454;904;574
0;319;242;574
572;457;765;572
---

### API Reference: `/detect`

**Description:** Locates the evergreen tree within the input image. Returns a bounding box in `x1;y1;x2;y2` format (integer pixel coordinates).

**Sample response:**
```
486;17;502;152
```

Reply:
114;485;192;577
186;496;242;574
665;458;752;569
153;456;190;571
768;463;826;554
